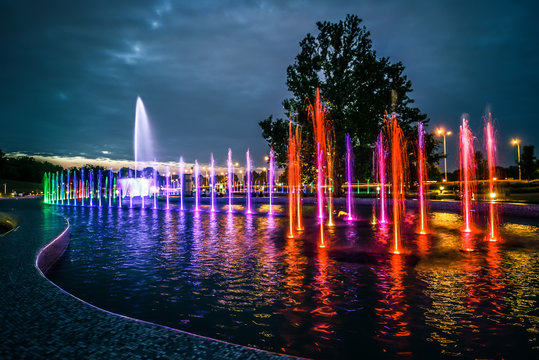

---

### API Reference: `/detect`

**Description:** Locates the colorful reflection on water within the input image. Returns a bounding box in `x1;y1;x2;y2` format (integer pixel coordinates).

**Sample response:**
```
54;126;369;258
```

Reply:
48;204;539;359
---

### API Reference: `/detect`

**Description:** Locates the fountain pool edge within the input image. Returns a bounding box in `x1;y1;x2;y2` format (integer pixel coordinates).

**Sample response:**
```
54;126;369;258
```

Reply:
0;198;295;359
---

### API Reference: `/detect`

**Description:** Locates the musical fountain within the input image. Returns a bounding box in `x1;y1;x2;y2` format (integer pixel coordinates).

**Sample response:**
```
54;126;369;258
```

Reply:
41;95;539;359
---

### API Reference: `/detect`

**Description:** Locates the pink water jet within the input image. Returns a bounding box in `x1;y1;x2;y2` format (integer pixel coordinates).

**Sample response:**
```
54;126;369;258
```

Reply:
227;149;233;213
485;114;499;241
194;161;200;212
417;122;428;234
268;148;275;215
459;117;476;234
345;133;354;221
210;153;216;212
178;158;184;210
246;149;252;214
165;165;170;210
374;131;387;224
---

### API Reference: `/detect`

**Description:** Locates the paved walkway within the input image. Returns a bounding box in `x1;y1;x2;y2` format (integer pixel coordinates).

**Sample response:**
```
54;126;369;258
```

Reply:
0;198;290;359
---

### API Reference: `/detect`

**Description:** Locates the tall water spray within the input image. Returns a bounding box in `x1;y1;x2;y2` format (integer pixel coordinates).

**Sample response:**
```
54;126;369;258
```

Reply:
67;171;71;206
417;122;428;234
98;170;102;207
309;88;327;247
294;126;302;231
73;171;77;206
227;149;233;213
374;131;387;224
166;165;170;210
179;157;184;211
134;97;154;177
459;117;476;235
194;161;200;211
81;168;85;206
345;133;354;221
246;150;252;214
210;153;216;212
387;113;407;254
109;169;113;208
485;115;499;241
287;122;297;238
268;148;275;215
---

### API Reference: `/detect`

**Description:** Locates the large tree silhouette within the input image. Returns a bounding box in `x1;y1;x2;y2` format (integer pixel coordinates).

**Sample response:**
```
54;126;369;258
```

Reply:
260;14;441;190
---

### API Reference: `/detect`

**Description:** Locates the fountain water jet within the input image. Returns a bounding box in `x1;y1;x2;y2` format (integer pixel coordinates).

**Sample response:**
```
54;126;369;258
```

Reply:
387;113;407;254
194;161;200;211
179;158;184;211
210;153;216;212
227;149;233;213
134;97;155;177
109;169;113;208
246;150;252;214
485;115;499;241
294;126;302;231
345;133;354;221
268;148;275;215
308;89;329;247
166;165;170;210
287;121;297;238
374;131;387;224
98;170;102;207
417;122;428;234
459;117;476;235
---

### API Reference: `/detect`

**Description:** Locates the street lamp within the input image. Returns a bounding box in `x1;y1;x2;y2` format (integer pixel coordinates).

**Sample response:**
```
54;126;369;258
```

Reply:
436;127;452;182
511;138;521;181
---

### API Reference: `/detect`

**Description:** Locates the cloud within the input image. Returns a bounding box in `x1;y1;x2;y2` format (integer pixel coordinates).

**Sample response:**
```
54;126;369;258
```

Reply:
1;0;538;171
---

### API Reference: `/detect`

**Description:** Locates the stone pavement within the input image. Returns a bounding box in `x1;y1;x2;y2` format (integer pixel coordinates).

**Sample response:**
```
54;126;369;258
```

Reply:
0;198;292;359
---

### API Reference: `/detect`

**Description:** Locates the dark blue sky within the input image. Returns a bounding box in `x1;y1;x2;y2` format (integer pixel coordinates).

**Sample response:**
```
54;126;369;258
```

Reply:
1;0;538;171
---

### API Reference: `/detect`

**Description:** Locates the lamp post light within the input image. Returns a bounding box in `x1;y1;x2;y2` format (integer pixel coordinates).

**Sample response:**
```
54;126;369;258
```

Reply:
436;127;452;182
512;138;521;181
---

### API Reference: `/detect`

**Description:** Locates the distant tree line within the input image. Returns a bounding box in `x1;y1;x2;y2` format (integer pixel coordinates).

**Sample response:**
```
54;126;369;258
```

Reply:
0;149;63;183
446;145;538;181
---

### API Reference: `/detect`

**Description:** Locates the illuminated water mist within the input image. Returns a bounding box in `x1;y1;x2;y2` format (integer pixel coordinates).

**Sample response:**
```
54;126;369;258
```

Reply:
268;148;275;215
387;113;406;254
134;97;154;176
210;153;216;212
459;117;476;235
309;88;327;247
246;149;252;214
165;165;170;210
345;133;354;221
194;161;200;212
417;122;428;234
485;115;499;241
179;158;184;211
227;149;233;213
374;131;387;224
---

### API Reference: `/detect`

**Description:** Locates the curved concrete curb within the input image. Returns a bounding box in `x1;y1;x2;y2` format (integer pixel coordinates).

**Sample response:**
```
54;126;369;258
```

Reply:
36;220;70;274
0;199;295;360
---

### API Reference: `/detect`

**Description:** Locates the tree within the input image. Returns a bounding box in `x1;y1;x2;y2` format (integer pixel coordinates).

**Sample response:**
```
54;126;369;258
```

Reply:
0;149;7;179
474;151;488;180
521;145;538;180
259;15;440;192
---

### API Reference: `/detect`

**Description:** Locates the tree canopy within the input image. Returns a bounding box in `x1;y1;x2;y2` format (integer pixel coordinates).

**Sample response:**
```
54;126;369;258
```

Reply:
260;14;441;187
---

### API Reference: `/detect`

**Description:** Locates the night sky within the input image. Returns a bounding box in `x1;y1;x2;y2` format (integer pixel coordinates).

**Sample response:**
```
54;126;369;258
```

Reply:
1;0;538;171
